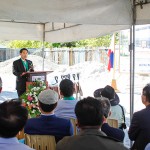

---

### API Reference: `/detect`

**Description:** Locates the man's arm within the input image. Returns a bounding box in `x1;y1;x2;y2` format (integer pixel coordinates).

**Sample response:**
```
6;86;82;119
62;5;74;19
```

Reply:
128;112;140;141
12;61;24;77
101;123;125;142
68;120;73;136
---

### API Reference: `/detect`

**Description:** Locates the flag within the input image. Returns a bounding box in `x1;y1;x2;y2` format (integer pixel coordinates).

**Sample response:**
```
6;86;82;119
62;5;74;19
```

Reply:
107;49;114;71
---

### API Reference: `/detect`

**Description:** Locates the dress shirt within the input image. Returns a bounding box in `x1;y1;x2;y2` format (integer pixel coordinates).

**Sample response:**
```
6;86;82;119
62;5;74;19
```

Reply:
0;137;34;150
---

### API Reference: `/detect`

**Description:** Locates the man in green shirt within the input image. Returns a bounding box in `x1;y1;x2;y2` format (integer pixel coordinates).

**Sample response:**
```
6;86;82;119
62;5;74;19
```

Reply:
55;79;78;119
13;48;34;97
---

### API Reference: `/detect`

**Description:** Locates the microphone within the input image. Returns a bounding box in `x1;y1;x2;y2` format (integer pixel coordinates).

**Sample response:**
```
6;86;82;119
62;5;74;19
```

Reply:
29;63;34;72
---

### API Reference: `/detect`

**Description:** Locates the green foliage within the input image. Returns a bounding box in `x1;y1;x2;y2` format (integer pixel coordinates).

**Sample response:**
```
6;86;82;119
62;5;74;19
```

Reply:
5;33;119;48
51;34;113;48
7;40;52;48
52;42;77;48
52;43;61;48
115;32;119;45
76;34;112;47
60;42;77;48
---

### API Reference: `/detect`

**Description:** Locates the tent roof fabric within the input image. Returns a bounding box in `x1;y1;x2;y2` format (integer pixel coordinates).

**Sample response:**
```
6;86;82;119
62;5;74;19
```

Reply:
0;0;148;42
45;24;130;43
136;3;150;25
0;0;132;25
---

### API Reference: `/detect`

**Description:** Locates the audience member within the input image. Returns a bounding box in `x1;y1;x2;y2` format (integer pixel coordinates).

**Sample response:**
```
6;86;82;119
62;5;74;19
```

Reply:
56;97;128;150
145;143;150;150
94;85;126;129
24;89;73;143
128;84;150;150
55;79;78;119
98;96;125;142
0;99;34;150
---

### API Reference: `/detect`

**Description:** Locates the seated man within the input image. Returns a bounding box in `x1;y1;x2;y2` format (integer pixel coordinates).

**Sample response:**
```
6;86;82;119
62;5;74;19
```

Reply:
94;85;126;129
56;97;128;150
98;96;125;142
0;99;34;150
129;84;150;150
55;79;78;119
24;89;73;143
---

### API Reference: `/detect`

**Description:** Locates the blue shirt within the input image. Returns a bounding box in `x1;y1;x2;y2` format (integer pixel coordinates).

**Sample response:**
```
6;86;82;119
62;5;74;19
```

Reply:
0;137;34;150
145;143;150;150
54;99;78;119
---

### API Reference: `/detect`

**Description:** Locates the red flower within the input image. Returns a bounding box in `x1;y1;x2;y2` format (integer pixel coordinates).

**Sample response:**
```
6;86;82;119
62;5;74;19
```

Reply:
27;95;33;101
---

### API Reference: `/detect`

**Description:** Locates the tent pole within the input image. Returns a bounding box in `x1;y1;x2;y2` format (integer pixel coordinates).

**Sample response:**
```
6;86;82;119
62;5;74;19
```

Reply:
130;0;136;148
111;33;119;92
118;31;121;73
42;24;45;71
130;26;135;123
130;0;136;125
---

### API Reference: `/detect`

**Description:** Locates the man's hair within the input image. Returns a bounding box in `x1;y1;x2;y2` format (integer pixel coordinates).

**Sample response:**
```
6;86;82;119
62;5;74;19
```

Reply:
20;48;28;53
97;97;111;118
75;97;103;127
101;85;115;100
38;101;57;112
59;79;74;97
0;99;28;138
143;84;150;103
93;88;102;98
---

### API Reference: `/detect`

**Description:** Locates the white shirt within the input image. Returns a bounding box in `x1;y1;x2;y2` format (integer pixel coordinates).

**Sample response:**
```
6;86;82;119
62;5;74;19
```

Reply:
108;105;125;128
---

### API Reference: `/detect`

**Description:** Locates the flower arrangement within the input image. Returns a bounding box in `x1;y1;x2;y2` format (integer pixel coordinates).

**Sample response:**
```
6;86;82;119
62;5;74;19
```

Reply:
20;81;47;118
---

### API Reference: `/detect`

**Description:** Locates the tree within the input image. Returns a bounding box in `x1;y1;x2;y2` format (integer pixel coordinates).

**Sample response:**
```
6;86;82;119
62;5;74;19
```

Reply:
77;34;112;47
7;40;52;48
4;33;119;48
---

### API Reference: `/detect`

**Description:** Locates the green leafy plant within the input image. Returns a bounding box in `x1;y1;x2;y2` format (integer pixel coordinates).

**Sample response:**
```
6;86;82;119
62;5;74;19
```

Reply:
20;81;46;118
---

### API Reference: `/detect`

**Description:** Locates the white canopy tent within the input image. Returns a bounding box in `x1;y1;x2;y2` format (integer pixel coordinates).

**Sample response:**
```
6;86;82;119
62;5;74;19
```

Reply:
0;0;150;42
0;0;132;42
136;2;150;25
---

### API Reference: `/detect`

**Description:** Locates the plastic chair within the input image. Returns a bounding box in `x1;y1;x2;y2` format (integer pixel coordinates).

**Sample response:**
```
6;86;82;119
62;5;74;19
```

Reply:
25;134;56;150
107;118;118;128
70;118;78;135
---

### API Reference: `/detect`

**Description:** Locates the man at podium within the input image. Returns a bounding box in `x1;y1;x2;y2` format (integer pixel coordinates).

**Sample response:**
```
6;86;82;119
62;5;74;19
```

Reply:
13;48;34;97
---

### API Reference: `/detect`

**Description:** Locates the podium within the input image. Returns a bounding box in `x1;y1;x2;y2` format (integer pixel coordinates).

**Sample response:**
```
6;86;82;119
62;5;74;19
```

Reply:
26;71;53;91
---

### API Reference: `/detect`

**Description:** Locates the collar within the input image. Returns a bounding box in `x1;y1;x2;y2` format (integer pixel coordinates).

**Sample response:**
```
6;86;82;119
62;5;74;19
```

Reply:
79;128;105;136
21;58;26;62
0;137;19;144
81;126;101;130
41;113;54;116
79;128;119;142
63;96;75;100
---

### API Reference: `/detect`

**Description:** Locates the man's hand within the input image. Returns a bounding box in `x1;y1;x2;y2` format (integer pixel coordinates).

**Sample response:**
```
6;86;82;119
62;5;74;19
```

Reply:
20;72;27;76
